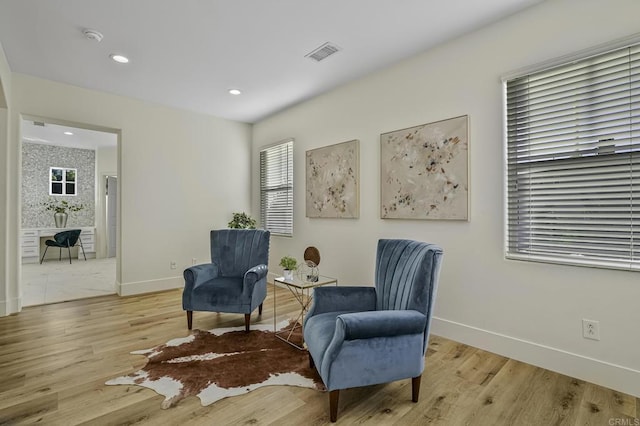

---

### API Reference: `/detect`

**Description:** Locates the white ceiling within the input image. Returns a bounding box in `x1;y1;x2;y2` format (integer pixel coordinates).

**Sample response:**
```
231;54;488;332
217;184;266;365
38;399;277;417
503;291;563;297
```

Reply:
0;0;543;124
21;120;117;150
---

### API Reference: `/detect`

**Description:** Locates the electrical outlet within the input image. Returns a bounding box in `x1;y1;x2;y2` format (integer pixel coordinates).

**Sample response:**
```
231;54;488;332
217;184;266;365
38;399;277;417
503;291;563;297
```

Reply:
170;261;177;270
192;258;197;265
582;319;600;341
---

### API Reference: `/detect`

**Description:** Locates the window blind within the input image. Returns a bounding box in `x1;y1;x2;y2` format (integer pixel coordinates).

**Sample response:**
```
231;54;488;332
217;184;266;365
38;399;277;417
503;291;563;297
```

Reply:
506;43;640;270
260;140;293;236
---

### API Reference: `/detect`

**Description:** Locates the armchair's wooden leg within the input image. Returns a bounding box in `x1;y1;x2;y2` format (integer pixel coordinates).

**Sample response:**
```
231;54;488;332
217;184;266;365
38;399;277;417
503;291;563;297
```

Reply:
258;303;263;315
186;311;193;330
244;314;251;332
329;390;339;422
412;375;421;402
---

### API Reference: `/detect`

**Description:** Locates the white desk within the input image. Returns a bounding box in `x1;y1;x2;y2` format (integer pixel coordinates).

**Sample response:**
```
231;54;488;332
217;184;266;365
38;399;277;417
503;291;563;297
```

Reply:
21;227;95;263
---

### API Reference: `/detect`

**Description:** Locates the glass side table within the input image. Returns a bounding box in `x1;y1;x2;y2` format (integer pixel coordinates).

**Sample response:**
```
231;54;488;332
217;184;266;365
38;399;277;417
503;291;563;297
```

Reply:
273;274;338;350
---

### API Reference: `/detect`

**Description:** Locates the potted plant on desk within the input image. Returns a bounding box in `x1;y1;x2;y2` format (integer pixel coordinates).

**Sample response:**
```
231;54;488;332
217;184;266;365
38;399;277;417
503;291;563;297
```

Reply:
43;199;84;228
279;256;298;281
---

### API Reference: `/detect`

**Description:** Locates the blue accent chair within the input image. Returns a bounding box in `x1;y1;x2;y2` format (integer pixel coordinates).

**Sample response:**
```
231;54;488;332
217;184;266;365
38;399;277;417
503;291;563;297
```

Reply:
303;239;443;422
182;229;270;332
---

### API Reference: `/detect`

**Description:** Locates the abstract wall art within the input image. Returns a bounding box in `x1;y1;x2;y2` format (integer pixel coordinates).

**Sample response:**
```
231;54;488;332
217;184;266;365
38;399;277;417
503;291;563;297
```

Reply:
380;115;469;220
306;139;359;218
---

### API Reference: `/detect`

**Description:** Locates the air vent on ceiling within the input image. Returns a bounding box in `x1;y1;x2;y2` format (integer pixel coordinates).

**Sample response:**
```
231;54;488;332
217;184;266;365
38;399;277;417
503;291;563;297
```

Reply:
82;29;103;43
33;121;45;127
305;42;341;62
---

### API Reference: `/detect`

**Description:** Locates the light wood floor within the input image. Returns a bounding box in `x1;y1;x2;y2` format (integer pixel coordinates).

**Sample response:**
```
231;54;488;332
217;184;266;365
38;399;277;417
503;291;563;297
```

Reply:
0;286;638;425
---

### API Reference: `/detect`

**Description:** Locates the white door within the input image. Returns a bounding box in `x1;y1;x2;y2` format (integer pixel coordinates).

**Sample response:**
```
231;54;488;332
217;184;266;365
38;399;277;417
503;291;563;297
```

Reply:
106;176;117;258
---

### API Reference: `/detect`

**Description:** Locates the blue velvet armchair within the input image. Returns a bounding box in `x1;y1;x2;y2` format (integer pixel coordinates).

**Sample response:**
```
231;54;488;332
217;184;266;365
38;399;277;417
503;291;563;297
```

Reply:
182;229;270;332
303;239;443;422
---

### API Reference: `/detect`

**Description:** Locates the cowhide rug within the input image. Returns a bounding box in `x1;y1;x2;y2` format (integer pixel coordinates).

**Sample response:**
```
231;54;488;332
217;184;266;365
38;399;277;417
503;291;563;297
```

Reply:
106;319;325;408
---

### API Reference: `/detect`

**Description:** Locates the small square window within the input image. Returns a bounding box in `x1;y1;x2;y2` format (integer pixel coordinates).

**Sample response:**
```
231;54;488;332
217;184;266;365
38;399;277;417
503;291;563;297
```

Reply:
50;167;78;196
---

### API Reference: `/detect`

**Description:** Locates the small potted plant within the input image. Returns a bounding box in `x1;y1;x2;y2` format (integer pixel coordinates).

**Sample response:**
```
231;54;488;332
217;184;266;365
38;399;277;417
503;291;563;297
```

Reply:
279;256;298;281
228;212;257;229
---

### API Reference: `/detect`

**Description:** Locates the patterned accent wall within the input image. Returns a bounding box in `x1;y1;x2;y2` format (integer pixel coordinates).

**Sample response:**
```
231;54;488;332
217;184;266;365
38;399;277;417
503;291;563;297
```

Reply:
22;142;95;228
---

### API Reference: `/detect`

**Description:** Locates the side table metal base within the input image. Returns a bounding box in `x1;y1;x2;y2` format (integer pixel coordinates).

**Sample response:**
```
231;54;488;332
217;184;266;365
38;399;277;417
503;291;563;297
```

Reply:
275;322;305;350
273;274;338;351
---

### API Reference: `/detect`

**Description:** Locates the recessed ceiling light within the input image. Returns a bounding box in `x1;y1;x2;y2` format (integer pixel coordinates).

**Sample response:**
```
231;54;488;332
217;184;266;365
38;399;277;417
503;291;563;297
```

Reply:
63;131;74;136
228;89;242;95
110;54;129;64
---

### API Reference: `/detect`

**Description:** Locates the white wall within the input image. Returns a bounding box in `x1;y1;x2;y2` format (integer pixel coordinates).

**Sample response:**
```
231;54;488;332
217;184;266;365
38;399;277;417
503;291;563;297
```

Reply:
96;145;117;259
6;73;252;302
0;40;8;108
252;0;640;397
0;40;15;316
97;146;117;173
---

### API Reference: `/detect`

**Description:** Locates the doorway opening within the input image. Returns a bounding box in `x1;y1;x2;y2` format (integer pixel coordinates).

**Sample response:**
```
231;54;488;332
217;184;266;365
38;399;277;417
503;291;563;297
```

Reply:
20;116;119;306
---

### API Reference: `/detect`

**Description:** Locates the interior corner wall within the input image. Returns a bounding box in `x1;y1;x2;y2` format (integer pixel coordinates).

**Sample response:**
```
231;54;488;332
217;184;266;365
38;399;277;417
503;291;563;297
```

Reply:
0;39;14;316
0;108;10;316
251;0;640;397
8;73;252;301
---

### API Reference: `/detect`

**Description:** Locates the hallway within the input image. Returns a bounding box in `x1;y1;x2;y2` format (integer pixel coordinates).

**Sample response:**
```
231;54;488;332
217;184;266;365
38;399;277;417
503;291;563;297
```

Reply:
22;257;116;306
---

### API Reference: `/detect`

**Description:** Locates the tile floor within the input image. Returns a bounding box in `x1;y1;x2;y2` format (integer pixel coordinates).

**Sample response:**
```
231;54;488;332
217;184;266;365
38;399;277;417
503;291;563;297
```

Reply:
21;257;116;306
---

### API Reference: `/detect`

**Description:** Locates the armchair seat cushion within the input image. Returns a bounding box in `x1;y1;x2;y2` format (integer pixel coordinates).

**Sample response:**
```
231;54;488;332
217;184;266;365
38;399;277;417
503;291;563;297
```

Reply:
191;277;245;311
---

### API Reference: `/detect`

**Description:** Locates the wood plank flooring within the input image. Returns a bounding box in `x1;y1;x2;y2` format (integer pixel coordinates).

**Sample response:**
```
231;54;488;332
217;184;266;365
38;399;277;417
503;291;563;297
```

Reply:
0;286;638;425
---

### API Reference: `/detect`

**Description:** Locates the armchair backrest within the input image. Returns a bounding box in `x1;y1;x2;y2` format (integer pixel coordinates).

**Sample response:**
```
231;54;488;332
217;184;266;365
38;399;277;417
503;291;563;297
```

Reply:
210;229;270;277
375;239;443;316
54;229;82;247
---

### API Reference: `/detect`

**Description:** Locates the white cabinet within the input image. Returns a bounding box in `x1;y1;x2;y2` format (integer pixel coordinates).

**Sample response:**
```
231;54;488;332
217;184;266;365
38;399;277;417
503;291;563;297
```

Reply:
21;227;97;263
20;233;39;258
78;228;95;258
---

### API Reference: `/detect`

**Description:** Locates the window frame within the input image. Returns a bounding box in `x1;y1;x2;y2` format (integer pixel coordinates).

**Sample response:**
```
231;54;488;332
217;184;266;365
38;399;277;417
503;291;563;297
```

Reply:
49;167;77;196
504;39;640;271
259;139;294;237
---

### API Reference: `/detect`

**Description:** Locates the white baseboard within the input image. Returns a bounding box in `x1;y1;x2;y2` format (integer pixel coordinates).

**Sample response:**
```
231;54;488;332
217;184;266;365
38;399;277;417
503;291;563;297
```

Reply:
0;296;21;316
117;276;183;296
431;317;640;398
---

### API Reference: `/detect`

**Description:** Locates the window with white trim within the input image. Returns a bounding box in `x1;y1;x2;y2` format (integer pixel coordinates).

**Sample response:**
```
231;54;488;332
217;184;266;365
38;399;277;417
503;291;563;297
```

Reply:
50;167;77;195
506;42;640;270
260;139;293;236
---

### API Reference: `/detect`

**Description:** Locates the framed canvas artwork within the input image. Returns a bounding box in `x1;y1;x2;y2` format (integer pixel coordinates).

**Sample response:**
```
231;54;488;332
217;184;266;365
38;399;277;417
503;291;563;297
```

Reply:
306;139;359;218
380;115;468;220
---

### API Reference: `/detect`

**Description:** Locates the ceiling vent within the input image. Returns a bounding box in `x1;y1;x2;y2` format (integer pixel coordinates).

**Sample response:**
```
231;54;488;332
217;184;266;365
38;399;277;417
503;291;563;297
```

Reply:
33;121;45;127
305;42;341;62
